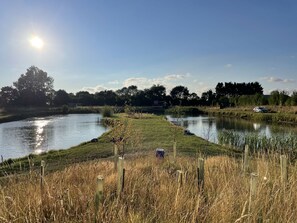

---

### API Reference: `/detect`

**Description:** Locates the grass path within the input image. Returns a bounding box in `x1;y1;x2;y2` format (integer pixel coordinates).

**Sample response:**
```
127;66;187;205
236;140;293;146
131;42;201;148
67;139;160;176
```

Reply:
0;114;233;176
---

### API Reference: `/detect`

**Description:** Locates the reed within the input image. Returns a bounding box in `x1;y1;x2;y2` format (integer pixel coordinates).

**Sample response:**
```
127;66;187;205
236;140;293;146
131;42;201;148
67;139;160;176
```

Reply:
218;129;297;154
1;153;297;222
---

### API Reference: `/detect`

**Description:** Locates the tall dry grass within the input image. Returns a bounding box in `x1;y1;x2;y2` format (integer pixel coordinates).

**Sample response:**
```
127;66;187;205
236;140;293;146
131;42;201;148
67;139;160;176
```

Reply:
1;153;297;222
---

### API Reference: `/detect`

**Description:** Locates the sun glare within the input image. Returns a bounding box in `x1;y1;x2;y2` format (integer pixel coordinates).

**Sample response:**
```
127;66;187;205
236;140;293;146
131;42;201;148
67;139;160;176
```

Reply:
30;36;44;49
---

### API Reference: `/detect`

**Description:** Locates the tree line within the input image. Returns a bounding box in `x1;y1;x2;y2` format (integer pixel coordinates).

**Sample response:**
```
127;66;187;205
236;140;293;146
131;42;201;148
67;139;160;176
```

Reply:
0;66;296;107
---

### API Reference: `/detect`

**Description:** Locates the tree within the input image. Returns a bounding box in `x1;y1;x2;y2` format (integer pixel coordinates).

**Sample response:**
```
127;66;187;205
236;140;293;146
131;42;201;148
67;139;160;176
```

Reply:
291;91;297;106
0;86;19;106
95;90;117;105
201;90;215;106
13;66;54;106
146;85;166;105
269;90;280;105
53;89;70;106
170;85;190;105
76;91;95;105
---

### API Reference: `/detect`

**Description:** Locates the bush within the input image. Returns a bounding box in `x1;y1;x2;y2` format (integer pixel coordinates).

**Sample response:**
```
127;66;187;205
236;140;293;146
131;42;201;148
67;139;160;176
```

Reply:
62;105;69;114
101;106;113;117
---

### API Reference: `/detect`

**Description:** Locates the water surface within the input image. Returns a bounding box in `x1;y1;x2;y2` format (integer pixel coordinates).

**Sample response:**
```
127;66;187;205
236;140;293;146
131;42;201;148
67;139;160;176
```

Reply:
0;114;107;159
166;115;297;143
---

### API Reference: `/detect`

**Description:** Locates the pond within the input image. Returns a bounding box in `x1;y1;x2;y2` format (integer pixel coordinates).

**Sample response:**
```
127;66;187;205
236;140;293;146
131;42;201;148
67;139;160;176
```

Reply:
166;115;297;150
0;114;107;160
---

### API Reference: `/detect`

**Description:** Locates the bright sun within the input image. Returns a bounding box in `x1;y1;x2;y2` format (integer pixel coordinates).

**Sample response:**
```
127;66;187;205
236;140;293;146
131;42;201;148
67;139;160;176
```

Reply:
30;36;44;49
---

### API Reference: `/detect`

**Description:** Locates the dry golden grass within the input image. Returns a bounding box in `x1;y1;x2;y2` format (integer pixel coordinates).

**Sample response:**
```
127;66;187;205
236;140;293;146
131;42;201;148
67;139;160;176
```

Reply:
1;153;297;222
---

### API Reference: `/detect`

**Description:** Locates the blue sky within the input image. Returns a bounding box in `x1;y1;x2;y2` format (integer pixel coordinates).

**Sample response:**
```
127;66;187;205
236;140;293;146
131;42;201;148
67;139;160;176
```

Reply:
0;0;296;96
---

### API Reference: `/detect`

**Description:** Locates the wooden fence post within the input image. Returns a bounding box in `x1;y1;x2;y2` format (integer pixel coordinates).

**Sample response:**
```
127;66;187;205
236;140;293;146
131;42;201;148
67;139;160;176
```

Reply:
40;160;45;191
117;157;125;197
40;160;45;223
280;155;288;185
248;173;258;219
94;175;104;223
1;155;3;163
197;158;205;189
177;170;184;188
114;144;118;171
173;141;177;161
243;145;249;173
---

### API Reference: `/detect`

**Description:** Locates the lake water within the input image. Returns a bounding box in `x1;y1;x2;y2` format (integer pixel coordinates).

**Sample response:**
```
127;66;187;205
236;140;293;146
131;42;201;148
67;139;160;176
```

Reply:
0;114;107;160
166;115;297;144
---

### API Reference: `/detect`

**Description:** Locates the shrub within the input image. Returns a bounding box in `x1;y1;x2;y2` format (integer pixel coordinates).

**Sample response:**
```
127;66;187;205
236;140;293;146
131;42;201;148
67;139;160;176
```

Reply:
62;105;69;114
101;106;113;117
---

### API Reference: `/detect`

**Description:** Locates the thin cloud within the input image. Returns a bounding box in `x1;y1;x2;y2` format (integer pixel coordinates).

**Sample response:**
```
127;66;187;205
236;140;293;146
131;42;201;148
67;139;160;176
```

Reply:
80;73;211;96
164;73;191;80
123;73;192;93
224;64;232;68
261;76;295;83
108;80;120;85
81;85;106;93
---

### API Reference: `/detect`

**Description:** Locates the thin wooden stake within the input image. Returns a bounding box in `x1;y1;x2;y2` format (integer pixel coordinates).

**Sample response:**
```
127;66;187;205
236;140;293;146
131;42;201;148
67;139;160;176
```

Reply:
94;175;104;223
40;160;45;192
280;155;288;185
197;158;205;189
40;160;45;223
248;173;258;220
1;155;3;163
117;157;124;197
177;170;184;188
173;141;177;161
114;144;118;171
243;145;249;173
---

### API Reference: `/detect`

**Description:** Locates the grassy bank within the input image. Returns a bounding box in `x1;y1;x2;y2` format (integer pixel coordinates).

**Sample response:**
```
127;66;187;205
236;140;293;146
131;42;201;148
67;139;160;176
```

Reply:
1;153;296;222
0;114;231;176
201;106;297;124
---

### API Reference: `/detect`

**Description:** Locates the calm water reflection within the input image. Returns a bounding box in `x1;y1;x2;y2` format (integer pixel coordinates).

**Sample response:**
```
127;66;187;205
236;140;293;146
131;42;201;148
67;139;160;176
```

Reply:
166;115;297;143
0;114;107;159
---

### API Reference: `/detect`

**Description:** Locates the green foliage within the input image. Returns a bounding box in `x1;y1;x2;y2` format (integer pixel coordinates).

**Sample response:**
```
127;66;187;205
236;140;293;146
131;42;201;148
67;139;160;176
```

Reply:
218;129;297;154
13;66;54;106
101;106;113;117
54;89;70;106
62;105;69;114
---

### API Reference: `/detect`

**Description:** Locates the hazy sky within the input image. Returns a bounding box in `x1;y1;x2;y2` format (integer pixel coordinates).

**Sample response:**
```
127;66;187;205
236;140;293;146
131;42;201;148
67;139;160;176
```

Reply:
0;0;296;95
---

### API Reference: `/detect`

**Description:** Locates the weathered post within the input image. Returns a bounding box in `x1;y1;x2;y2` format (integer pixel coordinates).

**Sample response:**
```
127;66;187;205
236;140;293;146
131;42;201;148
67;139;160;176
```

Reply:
280;155;288;185
1;155;3;163
197;158;205;189
248;173;258;220
94;175;104;223
40;160;45;192
114;144;118;171
243;145;249;173
173;141;177;161
28;157;32;176
19;161;22;171
117;157;124;197
40;160;45;223
177;170;184;188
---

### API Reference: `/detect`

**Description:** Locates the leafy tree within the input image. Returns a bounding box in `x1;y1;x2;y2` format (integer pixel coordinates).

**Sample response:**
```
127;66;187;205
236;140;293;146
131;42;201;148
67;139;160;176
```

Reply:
13;66;54;106
146;85;166;105
116;85;139;105
215;82;263;97
269;90;280;105
76;91;95;105
170;85;190;105
95;90;117;105
279;91;289;106
201;90;216;106
0;86;19;106
53;89;70;106
291;91;297;106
